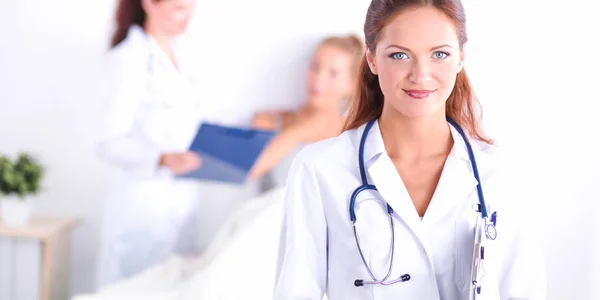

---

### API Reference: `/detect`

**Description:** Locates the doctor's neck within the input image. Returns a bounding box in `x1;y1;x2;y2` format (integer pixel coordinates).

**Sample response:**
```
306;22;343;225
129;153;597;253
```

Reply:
144;21;176;47
378;106;453;162
145;20;173;40
143;22;178;66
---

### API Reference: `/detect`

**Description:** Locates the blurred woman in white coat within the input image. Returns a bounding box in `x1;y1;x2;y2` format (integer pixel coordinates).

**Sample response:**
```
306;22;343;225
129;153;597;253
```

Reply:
273;0;547;299
95;0;220;289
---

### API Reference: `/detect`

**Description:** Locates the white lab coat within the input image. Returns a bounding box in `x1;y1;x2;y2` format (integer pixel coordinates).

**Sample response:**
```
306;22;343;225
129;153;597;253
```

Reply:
95;25;239;289
273;120;547;300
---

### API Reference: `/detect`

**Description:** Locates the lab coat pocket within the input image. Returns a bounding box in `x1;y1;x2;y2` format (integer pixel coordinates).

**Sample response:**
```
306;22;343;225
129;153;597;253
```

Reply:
454;214;477;293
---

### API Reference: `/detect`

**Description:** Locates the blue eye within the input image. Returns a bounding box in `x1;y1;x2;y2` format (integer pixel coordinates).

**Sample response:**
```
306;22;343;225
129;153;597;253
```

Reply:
433;51;450;59
389;52;408;60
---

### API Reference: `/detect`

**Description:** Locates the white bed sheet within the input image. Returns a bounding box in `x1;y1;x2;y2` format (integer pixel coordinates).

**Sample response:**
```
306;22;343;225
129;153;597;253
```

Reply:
72;187;286;300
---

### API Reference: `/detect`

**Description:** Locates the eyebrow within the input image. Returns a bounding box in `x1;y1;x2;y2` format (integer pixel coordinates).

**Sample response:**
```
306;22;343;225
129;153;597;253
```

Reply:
385;44;454;51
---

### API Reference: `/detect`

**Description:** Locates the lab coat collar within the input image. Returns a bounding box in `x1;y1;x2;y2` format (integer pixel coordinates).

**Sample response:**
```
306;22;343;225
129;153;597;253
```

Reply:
128;25;190;74
358;119;479;165
353;119;486;265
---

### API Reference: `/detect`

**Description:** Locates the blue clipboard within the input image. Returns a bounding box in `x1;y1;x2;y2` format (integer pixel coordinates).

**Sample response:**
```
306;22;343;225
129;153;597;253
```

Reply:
178;123;276;184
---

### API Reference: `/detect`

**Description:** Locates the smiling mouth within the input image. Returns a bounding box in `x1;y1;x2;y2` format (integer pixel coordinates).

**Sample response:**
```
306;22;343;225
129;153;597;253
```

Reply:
403;89;435;99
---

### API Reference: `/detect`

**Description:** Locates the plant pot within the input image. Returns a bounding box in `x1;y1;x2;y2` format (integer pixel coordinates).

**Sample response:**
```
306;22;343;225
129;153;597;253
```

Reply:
1;195;32;226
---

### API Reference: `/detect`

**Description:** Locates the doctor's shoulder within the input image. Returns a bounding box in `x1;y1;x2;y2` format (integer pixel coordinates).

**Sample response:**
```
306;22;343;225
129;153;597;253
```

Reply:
470;137;504;189
472;137;530;219
104;26;149;75
287;129;357;177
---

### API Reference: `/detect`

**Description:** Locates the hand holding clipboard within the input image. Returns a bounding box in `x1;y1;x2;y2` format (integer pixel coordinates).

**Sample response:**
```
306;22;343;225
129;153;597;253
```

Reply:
177;123;276;184
159;152;202;175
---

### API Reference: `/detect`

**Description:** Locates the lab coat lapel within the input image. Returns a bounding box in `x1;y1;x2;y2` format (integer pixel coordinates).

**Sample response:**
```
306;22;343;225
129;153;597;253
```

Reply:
360;121;479;228
423;125;479;224
364;129;434;264
367;157;421;229
425;155;478;224
359;121;422;233
358;120;482;264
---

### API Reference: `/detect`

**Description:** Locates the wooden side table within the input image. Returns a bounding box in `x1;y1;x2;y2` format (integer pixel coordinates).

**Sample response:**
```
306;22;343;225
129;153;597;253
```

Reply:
0;215;78;300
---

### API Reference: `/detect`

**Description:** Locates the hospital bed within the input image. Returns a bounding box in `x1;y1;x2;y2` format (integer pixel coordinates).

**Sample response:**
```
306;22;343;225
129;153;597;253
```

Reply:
71;187;288;300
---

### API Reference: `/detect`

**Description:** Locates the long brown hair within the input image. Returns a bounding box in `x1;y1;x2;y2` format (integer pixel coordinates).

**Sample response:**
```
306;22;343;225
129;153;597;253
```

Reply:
344;0;492;144
110;0;156;48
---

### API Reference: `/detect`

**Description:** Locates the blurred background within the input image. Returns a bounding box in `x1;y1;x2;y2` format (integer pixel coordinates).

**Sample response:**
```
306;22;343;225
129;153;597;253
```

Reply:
0;0;599;299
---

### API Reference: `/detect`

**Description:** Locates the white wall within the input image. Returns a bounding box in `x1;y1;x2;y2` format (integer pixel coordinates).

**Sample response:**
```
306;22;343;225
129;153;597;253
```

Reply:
0;0;116;295
465;2;600;299
0;0;598;299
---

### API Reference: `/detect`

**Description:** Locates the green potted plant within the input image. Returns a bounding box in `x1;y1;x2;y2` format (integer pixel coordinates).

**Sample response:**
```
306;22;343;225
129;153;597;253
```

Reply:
0;152;44;226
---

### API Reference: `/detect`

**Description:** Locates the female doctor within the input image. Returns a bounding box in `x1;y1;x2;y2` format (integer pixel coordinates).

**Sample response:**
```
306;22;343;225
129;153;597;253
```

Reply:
273;0;547;299
95;0;232;289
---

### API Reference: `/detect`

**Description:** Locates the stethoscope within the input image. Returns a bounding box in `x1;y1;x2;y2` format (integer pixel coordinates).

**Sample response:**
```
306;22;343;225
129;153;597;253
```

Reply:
350;117;498;299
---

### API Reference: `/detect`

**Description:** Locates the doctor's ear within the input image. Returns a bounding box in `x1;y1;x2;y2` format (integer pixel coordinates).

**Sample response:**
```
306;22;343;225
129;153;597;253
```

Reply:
141;0;155;12
365;49;378;75
457;49;465;73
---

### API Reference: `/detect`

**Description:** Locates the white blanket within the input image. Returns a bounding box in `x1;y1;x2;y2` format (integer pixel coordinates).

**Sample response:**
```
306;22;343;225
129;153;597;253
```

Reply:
72;187;286;300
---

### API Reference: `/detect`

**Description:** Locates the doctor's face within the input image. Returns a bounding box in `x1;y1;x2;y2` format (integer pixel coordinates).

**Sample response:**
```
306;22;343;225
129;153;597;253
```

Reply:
366;6;465;119
143;0;197;36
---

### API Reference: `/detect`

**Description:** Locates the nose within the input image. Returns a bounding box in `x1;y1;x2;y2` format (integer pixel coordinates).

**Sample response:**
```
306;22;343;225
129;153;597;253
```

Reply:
408;59;432;85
